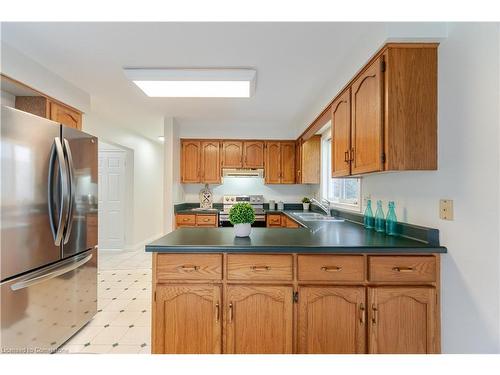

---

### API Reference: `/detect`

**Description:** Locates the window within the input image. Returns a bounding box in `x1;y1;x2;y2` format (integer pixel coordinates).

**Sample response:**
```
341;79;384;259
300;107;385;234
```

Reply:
320;132;361;211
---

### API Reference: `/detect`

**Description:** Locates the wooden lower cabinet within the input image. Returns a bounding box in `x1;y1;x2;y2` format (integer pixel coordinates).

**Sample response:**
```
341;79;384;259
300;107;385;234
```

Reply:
225;285;293;354
368;286;437;354
298;286;366;354
152;253;440;354
153;284;222;354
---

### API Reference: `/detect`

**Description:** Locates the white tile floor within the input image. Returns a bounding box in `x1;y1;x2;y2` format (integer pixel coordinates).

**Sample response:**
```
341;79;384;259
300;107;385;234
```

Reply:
60;248;152;354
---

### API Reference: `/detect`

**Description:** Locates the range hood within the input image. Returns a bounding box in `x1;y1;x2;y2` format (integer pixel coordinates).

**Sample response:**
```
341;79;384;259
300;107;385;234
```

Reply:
222;168;264;178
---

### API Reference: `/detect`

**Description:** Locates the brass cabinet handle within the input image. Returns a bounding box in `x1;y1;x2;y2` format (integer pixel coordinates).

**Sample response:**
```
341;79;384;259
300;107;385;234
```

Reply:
215;302;220;322
321;265;342;272
180;265;200;272
350;148;355;162
229;302;233;322
359;303;366;324
203;218;210;222
344;151;349;163
183;218;190;221
372;304;378;325
251;265;271;271
392;266;414;272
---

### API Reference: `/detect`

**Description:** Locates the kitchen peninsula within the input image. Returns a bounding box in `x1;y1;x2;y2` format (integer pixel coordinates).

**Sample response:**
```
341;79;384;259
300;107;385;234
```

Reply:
146;210;446;354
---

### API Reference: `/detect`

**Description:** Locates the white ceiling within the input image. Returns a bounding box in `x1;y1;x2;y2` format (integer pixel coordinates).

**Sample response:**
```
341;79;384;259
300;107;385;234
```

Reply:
0;22;385;140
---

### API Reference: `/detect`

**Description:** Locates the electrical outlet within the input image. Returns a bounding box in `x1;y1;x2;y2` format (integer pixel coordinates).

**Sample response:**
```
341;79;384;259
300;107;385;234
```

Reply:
439;199;454;220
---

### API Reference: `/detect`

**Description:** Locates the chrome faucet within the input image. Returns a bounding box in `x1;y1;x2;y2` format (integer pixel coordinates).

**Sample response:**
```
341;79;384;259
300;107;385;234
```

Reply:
311;198;331;216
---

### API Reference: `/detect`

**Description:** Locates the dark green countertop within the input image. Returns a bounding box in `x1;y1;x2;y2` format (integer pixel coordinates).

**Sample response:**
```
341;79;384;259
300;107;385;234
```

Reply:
146;210;447;254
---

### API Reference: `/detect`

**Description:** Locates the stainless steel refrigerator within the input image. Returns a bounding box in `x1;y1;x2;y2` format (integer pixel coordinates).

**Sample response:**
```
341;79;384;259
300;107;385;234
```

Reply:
1;106;98;353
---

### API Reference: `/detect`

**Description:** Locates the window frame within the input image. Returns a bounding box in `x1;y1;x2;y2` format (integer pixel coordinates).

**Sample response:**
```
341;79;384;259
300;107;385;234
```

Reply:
320;129;361;212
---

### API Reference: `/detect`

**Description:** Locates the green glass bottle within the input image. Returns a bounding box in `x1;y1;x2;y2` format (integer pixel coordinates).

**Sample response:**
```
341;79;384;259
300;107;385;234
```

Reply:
374;200;385;233
363;199;374;229
386;201;398;236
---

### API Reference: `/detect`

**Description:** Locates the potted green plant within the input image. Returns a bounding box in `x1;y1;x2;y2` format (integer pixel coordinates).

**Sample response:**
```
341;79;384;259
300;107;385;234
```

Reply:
229;202;255;237
302;197;311;211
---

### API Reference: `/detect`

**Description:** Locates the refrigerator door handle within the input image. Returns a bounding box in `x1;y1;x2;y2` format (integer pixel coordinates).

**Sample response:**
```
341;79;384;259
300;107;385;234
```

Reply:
62;139;76;244
10;252;93;291
48;137;70;246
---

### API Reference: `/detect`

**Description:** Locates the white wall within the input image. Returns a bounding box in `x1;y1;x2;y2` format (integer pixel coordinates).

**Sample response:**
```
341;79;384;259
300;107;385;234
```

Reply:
0;89;15;107
360;23;500;353
182;179;316;204
164;117;182;232
85;112;165;248
0;42;90;112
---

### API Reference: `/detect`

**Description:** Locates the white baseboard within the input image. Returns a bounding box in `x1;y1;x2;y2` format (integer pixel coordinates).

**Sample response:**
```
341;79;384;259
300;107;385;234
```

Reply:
124;232;165;251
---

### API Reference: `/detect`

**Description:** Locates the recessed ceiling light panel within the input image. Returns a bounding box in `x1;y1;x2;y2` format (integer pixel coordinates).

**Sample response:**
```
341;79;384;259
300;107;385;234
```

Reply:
123;68;256;98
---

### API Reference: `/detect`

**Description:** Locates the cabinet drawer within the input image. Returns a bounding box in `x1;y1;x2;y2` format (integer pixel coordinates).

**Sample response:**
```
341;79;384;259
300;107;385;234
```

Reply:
267;214;282;227
176;214;196;226
227;254;293;281
156;254;222;281
368;256;436;282
298;255;364;281
196;214;217;227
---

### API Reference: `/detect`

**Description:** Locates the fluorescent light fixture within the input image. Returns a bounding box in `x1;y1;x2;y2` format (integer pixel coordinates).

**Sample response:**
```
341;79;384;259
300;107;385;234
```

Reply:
123;68;256;98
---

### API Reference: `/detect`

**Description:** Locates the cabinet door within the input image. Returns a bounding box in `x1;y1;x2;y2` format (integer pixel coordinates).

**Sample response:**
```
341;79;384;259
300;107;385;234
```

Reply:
298;287;366;353
301;136;321;183
368;287;437;354
153;285;222;354
243;141;264;168
280;141;296;184
331;89;352;177
295;140;302;183
264;141;281;184
50;101;82;129
226;285;293;354
222;141;243;168
181;140;201;183
351;57;383;175
200;141;220;183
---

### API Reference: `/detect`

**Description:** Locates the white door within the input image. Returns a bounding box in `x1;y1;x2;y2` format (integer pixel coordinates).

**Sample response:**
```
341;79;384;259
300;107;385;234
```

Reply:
98;150;126;249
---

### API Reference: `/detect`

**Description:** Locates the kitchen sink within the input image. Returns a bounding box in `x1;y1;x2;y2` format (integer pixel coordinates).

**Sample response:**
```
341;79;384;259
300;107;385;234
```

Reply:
294;213;345;222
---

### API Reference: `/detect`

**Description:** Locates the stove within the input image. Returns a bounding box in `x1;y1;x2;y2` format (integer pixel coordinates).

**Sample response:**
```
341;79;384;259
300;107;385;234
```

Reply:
219;195;266;227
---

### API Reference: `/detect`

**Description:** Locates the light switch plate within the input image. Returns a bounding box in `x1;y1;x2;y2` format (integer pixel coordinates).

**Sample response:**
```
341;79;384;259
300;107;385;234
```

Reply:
439;199;454;220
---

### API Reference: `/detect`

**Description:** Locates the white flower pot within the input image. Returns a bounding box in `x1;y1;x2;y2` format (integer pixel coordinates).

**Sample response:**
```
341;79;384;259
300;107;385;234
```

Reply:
234;223;251;237
303;203;310;211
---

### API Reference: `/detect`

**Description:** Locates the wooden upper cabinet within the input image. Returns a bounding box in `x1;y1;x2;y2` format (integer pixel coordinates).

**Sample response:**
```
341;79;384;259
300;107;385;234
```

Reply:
50;101;82;129
331;89;352;177
280;141;296;184
200;141;221;183
264;141;295;184
351;56;383;175
181;140;201;183
153;285;221;354
243;141;264;168
298;287;366;354
384;46;437;170
368;287;437;354
264;141;281;184
300;135;320;184
221;141;243;168
225;285;293;354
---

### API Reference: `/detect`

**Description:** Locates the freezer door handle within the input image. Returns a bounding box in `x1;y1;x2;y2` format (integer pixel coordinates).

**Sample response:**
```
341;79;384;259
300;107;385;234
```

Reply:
48;137;70;246
10;252;93;291
62;139;76;244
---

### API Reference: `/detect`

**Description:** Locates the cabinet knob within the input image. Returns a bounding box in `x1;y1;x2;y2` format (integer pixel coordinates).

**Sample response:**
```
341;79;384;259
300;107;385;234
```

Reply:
180;265;200;272
321;265;342;272
392;266;414;272
251;265;271;271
